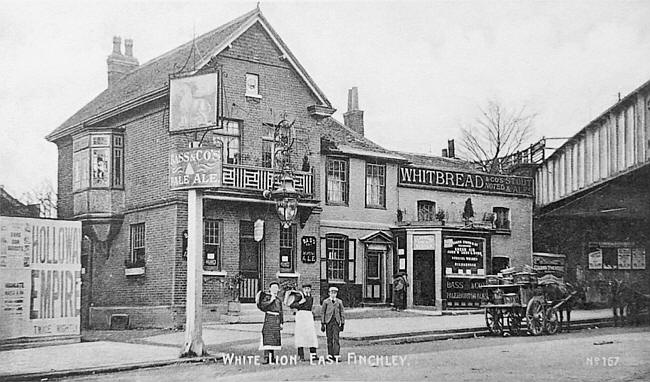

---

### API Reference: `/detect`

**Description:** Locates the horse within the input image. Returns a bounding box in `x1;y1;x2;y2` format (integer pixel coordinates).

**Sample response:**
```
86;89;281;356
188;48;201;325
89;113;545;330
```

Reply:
539;282;585;332
610;280;648;326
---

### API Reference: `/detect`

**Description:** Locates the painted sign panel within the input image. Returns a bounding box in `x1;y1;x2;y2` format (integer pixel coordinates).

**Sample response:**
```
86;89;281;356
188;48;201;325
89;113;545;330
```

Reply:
398;166;534;196
169;147;222;190
588;250;603;269
0;217;81;342
617;248;632;269
169;73;217;132
532;252;566;277
443;236;485;276
301;236;317;263
632;248;646;270
443;276;487;308
413;235;436;251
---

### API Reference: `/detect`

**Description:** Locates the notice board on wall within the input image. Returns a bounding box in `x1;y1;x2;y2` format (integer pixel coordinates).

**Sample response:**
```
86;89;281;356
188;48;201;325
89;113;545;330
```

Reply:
0;217;82;342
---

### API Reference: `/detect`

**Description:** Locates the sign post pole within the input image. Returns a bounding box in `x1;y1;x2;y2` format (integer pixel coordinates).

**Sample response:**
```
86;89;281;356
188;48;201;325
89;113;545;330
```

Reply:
180;142;205;357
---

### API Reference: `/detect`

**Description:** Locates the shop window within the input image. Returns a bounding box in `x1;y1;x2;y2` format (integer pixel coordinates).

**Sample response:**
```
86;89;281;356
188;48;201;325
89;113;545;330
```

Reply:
326;158;348;205
365;162;386;208
72;132;124;191
204;219;222;270
279;225;296;272
493;207;511;230
245;73;259;97
128;223;145;267
211;120;240;164
417;200;436;221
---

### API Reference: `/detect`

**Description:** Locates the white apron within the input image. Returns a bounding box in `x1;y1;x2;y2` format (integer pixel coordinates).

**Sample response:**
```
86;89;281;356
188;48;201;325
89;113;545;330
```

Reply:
294;310;319;348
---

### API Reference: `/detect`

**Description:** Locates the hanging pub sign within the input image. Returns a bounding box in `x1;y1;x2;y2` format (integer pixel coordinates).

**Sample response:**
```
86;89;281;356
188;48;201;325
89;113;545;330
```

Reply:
301;236;317;263
169;147;222;190
169;73;218;133
398;166;534;197
443;236;485;276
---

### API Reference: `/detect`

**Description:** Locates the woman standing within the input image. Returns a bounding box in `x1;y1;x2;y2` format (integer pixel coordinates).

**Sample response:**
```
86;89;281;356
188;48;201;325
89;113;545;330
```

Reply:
256;282;283;364
286;284;318;361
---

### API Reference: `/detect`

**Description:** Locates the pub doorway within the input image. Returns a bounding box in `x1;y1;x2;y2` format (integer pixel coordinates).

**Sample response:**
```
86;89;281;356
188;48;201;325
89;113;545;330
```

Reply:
238;221;260;303
413;250;435;306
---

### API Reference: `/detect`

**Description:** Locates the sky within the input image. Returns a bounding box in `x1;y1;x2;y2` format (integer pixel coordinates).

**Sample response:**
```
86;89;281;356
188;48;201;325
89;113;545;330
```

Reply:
1;0;649;201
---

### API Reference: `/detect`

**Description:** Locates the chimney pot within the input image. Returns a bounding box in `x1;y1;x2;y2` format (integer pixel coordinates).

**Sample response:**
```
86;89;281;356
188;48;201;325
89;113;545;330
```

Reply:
112;36;122;55
347;87;359;112
124;38;134;57
442;148;448;157
447;139;455;158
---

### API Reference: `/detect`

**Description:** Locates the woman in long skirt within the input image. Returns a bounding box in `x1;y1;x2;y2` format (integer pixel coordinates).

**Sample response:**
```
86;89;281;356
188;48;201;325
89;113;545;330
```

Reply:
257;282;283;364
286;284;318;361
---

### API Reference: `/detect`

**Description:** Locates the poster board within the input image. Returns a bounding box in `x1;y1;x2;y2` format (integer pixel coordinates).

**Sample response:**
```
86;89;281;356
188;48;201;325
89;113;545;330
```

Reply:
0;217;81;342
531;252;566;277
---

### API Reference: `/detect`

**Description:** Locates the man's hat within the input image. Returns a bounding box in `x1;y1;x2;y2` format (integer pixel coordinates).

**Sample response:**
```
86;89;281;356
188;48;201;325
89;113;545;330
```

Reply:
329;286;339;292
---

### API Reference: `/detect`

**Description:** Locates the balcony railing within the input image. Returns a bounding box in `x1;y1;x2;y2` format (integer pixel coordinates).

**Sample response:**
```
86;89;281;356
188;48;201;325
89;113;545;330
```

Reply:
222;164;313;196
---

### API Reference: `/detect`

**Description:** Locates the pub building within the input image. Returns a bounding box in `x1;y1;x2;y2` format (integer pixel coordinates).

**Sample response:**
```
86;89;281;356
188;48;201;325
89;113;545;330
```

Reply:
46;8;535;329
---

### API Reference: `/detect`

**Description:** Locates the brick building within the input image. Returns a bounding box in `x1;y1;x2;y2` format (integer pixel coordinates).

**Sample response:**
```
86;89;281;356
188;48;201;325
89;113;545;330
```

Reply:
47;8;535;328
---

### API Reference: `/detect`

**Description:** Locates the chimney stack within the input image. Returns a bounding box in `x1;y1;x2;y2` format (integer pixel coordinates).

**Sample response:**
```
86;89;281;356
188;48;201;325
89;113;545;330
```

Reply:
447;139;455;158
343;87;364;136
106;36;139;88
442;148;448;157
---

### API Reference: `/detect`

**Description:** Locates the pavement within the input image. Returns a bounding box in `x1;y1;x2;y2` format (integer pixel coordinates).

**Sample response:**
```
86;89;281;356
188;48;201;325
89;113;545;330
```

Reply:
0;308;614;381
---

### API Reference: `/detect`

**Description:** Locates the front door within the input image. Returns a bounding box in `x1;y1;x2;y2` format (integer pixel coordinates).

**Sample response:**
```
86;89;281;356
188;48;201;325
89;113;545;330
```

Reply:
364;249;383;301
239;221;260;303
413;250;435;306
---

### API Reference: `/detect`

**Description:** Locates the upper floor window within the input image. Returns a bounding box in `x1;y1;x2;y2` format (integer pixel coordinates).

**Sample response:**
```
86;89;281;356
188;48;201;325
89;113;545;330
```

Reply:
493;207;511;230
417;200;436;221
326;235;347;282
73;132;124;192
279;225;296;272
129;223;145;266
245;73;260;97
211;120;240;164
366;162;386;208
326;157;348;205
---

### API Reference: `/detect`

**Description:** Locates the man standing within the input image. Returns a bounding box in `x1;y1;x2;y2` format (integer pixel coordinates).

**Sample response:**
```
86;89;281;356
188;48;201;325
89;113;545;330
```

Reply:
256;282;283;364
320;286;345;361
288;284;318;361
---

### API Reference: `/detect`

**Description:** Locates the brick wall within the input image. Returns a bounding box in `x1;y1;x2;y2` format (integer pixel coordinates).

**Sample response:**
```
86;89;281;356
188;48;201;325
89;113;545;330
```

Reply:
56;137;73;219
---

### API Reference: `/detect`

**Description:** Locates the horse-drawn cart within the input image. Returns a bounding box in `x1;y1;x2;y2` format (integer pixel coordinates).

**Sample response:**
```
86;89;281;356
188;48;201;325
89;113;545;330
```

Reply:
481;271;578;336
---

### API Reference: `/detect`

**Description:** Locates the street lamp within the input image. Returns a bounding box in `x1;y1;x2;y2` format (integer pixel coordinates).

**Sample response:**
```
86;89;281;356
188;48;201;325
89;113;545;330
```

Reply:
264;118;300;228
271;173;300;228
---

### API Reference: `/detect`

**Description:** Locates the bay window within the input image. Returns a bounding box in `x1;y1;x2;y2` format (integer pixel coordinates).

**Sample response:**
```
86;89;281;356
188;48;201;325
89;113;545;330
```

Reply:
72;132;124;191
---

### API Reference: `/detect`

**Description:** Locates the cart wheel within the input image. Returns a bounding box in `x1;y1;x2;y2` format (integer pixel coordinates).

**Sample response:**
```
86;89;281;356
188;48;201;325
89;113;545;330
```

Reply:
545;307;560;335
485;308;503;335
526;297;545;336
508;310;523;336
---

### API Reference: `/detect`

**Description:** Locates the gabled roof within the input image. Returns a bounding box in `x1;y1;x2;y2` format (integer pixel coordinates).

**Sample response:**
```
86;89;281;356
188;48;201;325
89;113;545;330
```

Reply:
47;7;331;142
320;118;407;162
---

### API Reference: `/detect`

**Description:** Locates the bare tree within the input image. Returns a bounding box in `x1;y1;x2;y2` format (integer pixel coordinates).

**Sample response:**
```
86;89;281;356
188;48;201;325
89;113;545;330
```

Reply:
21;180;58;218
460;100;536;174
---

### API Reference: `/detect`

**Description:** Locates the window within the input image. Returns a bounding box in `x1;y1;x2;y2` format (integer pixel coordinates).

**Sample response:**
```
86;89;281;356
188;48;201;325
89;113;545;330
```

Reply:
262;140;274;168
204;219;222;270
326;158;348;204
72;132;124;191
417;200;436;221
279;225;296;272
326;235;347;282
493;207;511;230
211;120;240;164
365;162;386;208
129;223;145;266
245;73;259;97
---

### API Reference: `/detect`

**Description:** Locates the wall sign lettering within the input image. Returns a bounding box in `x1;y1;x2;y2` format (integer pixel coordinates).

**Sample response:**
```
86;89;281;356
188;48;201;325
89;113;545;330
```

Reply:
301;236;317;263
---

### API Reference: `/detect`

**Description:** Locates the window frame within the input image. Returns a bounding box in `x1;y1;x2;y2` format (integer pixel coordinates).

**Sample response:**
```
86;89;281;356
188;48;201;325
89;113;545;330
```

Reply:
326;157;349;206
245;73;260;97
493;207;511;231
210;119;241;165
417;200;437;222
365;162;386;209
72;131;124;192
325;234;348;282
129;223;146;266
203;219;223;270
279;224;297;272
